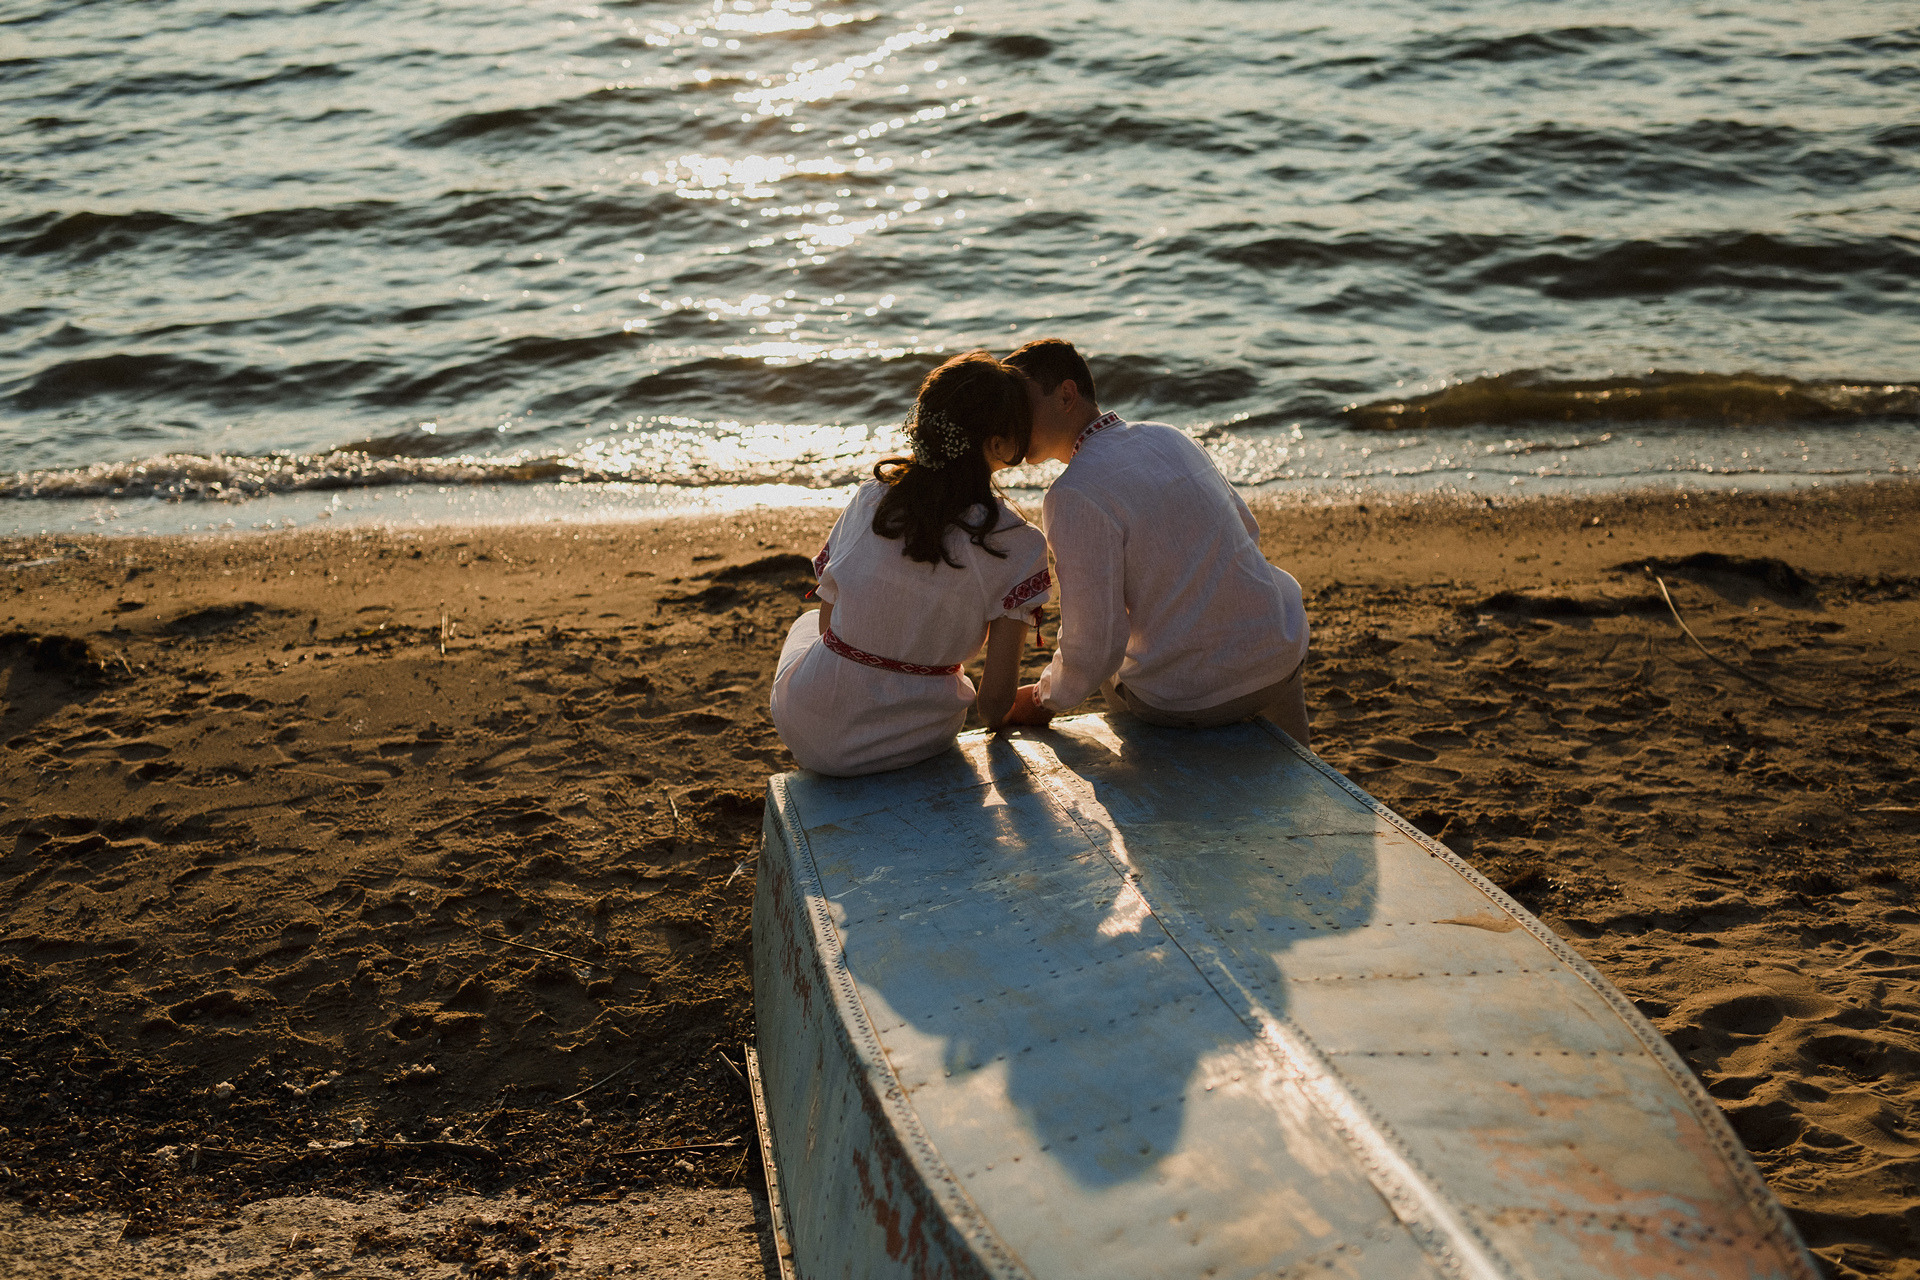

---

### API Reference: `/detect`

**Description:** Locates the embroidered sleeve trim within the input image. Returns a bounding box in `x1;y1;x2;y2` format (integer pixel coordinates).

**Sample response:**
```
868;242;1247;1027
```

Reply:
1001;567;1052;612
821;626;963;677
811;543;830;577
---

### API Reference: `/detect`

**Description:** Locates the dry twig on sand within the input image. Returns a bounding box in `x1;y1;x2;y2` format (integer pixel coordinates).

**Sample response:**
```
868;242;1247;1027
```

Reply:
600;1139;742;1159
1649;574;1821;711
474;1092;512;1136
459;921;609;972
710;1048;748;1092
557;1060;637;1104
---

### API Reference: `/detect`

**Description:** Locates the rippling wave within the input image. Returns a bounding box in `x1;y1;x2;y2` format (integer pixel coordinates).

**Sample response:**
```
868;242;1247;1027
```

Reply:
2;0;1916;518
1346;372;1920;432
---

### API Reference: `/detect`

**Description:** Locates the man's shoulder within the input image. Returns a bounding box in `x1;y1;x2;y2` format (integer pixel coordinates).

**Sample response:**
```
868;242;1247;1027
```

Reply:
1126;419;1209;453
1040;468;1116;533
1068;418;1211;478
1076;417;1202;457
1050;417;1240;517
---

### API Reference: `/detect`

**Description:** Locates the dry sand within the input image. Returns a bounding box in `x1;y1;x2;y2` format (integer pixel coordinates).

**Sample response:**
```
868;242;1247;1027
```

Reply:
2;482;1916;1278
0;1187;770;1279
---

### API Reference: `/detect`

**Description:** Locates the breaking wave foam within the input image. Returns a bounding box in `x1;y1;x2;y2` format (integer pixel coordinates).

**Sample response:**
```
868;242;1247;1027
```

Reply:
2;436;894;504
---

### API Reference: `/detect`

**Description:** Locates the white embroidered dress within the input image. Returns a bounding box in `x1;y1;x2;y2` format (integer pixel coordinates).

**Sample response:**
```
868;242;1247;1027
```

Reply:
771;479;1051;777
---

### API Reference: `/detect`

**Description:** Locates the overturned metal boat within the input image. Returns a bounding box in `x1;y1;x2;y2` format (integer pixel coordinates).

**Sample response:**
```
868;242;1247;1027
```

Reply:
751;715;1816;1280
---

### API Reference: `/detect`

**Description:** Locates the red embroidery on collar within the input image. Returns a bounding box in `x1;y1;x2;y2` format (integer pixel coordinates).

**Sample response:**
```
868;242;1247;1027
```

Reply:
821;625;962;677
1001;567;1051;612
1070;411;1123;456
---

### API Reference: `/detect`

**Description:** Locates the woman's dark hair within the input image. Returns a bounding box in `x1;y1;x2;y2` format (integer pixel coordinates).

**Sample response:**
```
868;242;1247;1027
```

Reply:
872;351;1032;567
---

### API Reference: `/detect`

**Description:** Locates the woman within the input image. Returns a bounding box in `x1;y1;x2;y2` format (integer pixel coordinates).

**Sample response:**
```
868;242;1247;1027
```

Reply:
769;351;1050;776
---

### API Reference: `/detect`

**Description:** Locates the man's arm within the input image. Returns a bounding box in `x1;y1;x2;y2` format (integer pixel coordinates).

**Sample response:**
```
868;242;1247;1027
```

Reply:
1033;487;1128;712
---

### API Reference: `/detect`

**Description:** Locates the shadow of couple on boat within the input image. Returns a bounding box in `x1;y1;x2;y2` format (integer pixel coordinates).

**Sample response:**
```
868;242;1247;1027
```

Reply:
833;714;1385;1192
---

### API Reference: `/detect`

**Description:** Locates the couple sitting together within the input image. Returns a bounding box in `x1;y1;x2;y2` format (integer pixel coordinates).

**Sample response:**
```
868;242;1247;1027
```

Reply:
769;339;1310;778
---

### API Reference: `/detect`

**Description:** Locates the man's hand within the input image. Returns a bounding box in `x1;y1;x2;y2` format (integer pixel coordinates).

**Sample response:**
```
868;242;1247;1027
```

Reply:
1000;684;1055;729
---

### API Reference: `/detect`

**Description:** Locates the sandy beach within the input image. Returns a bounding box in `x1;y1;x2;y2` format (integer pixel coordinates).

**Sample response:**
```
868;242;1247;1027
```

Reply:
3;482;1917;1278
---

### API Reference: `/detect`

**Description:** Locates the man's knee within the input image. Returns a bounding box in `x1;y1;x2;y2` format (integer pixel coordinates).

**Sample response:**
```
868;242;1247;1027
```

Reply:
1264;678;1310;748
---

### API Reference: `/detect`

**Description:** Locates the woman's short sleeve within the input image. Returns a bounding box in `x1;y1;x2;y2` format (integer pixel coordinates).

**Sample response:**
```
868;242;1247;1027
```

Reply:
812;480;885;605
811;538;839;603
992;524;1052;623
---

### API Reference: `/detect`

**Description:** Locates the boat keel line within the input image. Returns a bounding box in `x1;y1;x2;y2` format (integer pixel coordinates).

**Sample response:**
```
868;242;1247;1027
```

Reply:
1007;736;1519;1280
1251;725;1820;1278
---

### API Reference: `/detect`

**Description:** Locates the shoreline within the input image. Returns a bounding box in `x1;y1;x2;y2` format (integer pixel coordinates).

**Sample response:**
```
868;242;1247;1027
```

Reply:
6;465;1912;541
3;482;1917;1278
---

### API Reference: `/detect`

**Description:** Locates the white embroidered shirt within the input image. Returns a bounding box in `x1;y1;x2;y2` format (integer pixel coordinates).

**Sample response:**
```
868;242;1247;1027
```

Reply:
1034;418;1308;713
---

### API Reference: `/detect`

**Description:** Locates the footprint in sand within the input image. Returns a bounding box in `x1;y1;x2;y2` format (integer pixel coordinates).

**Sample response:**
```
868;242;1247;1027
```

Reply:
1690;984;1838;1037
1805;1029;1920;1080
1799;1091;1920;1157
374;736;445;763
1721;1097;1803;1152
1399;764;1465;786
1411;728;1472;748
1361;737;1440;763
661;711;732;736
361;897;419;927
167;990;257;1024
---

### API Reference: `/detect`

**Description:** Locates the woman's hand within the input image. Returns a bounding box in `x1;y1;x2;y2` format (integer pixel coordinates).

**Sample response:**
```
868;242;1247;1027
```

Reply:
1000;683;1055;728
976;617;1029;730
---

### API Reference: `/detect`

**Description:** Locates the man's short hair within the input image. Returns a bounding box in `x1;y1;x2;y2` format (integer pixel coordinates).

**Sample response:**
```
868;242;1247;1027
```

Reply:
1006;338;1097;407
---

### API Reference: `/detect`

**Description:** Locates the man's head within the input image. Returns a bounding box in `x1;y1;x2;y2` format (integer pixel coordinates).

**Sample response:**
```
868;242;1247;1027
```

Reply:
1006;339;1098;464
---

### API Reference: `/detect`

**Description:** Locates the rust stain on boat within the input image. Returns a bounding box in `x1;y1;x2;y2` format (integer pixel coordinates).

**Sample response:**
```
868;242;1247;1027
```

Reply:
1437;912;1522;932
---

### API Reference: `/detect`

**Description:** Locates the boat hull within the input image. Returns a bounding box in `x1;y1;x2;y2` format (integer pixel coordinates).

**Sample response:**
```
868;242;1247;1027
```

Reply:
752;715;1815;1280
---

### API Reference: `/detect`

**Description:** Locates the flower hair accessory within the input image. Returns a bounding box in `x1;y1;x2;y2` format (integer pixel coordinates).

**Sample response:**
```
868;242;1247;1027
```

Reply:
907;405;970;469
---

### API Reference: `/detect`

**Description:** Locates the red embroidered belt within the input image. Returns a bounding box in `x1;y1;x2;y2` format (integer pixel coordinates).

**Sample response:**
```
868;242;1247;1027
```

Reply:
822;625;962;677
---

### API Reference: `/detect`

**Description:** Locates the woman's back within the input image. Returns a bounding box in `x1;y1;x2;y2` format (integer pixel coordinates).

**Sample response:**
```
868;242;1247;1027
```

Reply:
823;483;1049;670
770;481;1048;777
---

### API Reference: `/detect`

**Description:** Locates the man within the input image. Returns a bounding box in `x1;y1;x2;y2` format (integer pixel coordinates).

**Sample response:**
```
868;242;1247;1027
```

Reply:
1002;339;1311;743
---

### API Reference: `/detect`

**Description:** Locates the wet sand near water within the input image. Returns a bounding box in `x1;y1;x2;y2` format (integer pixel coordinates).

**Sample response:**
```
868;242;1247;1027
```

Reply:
3;483;1917;1278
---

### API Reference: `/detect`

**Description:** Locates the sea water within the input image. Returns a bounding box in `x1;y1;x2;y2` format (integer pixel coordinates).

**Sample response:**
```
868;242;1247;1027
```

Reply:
2;0;1916;535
